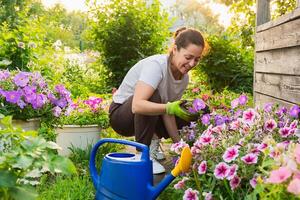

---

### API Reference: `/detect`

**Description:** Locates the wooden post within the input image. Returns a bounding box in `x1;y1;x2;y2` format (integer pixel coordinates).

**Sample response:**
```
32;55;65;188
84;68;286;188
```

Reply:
298;0;300;8
256;0;270;26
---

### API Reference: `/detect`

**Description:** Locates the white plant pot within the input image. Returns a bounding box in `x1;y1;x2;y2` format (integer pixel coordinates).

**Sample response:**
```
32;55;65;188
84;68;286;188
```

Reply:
55;124;101;156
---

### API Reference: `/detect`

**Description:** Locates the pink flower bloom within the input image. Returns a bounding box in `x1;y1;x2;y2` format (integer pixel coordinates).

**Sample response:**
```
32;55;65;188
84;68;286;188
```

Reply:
214;162;230;180
222;146;239;163
170;140;189;154
192;87;200;93
174;177;188;190
258;143;268;151
250;176;257;188
204;192;213;200
267;167;292;184
295;144;300;164
199;134;214;145
183;188;199;200
289;120;298;129
238;95;248;105
229;120;240;130
230;175;241;190
279;127;291;138
241;153;258;165
231;98;239;109
264;119;277;132
242;108;256;124
198;161;207;174
227;164;238;180
287;178;300;195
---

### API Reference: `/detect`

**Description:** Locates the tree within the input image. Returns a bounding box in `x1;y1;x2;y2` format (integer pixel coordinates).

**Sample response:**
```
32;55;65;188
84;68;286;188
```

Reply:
88;0;171;87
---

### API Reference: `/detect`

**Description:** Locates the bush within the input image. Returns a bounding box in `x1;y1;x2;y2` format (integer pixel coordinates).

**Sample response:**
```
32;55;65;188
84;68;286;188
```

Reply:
89;0;171;88
195;35;254;93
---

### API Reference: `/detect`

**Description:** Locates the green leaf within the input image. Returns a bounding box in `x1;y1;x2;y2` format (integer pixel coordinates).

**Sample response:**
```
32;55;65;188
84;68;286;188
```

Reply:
0;170;17;187
50;156;77;175
0;116;12;127
9;185;38;200
12;155;34;169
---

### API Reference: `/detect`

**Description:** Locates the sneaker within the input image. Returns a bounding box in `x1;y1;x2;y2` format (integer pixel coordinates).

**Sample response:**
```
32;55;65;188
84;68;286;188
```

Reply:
151;157;165;174
150;139;166;160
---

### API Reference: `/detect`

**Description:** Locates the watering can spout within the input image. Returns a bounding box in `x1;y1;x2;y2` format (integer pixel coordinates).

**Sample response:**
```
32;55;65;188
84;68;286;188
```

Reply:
149;146;192;199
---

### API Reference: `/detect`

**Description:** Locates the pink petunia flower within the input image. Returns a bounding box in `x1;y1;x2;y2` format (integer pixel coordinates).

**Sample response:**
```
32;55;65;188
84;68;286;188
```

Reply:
229;120;241;130
295;144;300;164
214;162;230;180
198;161;207;175
267;167;292;184
222;146;239;163
199;134;214;145
241;153;258;165
264;119;277;132
227;164;238;180
170;139;189;154
174;177;188;190
231;98;239;109
183;188;199;200
242;108;256;124
250;175;258;188
287;178;300;195
258;143;268;151
203;192;213;200
230;175;241;190
279;127;291;138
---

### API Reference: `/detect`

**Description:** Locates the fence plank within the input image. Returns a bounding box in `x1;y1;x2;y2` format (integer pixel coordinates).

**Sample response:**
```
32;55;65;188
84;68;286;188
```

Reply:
254;92;296;108
254;73;300;104
255;47;300;75
256;0;270;26
255;18;300;51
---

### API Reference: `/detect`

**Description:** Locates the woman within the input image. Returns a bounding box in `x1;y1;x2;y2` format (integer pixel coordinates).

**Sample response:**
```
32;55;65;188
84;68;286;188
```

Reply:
109;27;205;174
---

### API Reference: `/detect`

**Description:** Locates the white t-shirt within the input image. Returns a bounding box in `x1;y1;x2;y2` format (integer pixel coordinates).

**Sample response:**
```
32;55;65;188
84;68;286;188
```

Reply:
112;54;189;104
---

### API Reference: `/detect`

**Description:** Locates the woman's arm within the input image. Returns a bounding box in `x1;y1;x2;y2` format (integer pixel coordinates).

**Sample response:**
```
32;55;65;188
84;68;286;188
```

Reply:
162;114;180;143
132;81;166;115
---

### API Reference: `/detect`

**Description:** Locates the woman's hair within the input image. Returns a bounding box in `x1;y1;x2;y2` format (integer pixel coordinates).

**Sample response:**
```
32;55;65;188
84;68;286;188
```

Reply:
172;27;205;51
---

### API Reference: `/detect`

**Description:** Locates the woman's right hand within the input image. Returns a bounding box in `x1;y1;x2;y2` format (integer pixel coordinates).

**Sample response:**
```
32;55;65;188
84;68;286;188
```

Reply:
166;101;198;122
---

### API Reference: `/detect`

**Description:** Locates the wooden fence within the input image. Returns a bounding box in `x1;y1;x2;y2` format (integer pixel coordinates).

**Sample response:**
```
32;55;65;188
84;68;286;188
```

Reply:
254;0;300;107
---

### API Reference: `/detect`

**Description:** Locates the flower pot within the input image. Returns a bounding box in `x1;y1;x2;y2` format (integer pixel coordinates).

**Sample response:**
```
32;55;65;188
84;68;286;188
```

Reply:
55;124;101;156
0;118;41;131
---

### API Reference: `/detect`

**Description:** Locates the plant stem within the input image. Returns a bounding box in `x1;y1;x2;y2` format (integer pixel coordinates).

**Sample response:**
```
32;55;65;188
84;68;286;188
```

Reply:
223;179;234;200
193;169;201;192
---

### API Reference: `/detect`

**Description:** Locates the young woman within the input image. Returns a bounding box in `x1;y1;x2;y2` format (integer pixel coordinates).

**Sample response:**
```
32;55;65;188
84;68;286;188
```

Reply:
109;27;205;174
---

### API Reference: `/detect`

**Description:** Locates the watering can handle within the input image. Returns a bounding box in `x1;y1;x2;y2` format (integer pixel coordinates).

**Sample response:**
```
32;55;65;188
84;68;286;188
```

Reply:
89;138;149;188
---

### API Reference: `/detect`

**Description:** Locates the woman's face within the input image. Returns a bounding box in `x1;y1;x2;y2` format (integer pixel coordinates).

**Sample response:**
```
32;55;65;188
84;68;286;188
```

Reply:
172;43;203;75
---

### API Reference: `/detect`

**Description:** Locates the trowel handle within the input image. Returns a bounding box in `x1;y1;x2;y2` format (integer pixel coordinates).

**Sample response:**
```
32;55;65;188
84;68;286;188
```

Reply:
89;138;149;188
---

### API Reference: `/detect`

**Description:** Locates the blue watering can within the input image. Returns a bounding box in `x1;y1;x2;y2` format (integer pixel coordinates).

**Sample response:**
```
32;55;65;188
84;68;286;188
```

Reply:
89;138;192;200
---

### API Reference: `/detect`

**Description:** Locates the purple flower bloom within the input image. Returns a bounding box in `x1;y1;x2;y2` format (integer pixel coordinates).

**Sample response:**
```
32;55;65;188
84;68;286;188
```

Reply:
215;115;225;126
17;99;26;109
4;90;22;104
264;119;277;132
201;114;210;125
230;175;241;190
289;105;300;118
192;98;206;112
13;72;29;87
238;95;248;105
264;103;273;112
52;106;62;117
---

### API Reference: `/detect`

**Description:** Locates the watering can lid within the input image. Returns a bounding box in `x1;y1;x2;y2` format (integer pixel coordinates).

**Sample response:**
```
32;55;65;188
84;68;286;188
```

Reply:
106;152;142;162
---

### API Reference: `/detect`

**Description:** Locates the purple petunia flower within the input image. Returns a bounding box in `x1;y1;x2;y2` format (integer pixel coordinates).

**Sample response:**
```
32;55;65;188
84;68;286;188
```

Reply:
230;175;241;190
201;114;210;125
238;95;248;105
289;105;300;118
241;153;258;165
198;161;207;174
264;103;273;113
52;106;62;117
13;72;29;87
215;115;225;126
223;146;239;163
192;98;206;112
4;90;22;104
183;188;199;200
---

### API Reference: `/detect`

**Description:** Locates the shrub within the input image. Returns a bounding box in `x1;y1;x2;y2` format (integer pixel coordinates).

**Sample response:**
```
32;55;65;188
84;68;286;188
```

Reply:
195;35;254;93
0;115;77;199
89;0;171;87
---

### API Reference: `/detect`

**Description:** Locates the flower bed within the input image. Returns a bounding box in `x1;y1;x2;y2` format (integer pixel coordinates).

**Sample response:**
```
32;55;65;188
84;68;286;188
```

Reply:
169;95;300;200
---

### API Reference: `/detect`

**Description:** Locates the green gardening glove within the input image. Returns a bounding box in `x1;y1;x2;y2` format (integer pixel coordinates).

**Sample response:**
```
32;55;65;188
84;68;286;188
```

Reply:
166;100;198;122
